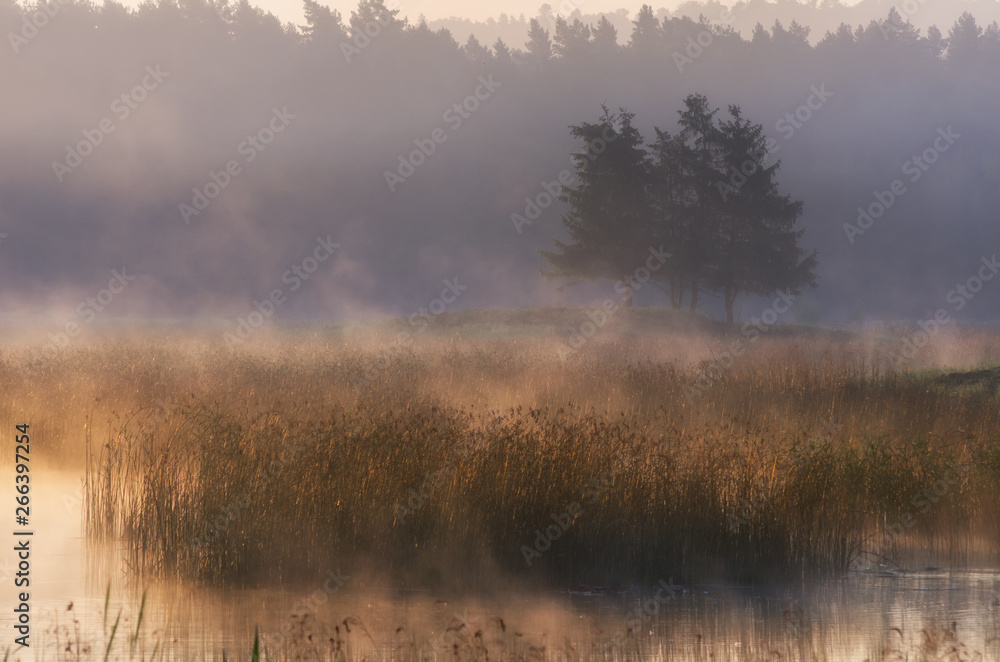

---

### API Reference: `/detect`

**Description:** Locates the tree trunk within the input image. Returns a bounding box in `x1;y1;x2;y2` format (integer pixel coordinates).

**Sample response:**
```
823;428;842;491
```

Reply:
671;275;683;310
724;288;735;323
689;280;698;313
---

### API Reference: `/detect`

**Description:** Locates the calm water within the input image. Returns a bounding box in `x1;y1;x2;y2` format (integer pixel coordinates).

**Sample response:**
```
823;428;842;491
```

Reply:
11;470;1000;661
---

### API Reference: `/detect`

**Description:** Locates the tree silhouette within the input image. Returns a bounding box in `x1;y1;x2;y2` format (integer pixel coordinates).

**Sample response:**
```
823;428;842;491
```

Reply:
492;37;514;67
630;4;660;53
675;93;721;313
301;0;346;43
649;127;697;309
592;15;619;55
948;12;982;61
543;97;816;321
712;105;817;322
525;17;552;64
541;108;653;308
553;16;592;59
463;34;491;66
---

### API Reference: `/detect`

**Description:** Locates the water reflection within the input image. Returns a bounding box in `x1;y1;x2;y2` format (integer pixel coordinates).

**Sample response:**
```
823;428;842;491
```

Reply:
17;471;1000;661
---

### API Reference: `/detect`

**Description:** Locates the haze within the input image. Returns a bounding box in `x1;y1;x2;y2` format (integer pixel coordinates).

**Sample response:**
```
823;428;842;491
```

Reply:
2;0;1000;325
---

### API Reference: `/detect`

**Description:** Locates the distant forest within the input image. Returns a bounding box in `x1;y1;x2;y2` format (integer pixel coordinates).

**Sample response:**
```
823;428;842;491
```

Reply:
2;0;999;323
428;0;1000;50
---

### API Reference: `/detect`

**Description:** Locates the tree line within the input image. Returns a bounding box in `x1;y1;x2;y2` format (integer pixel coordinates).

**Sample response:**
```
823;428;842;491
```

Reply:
541;97;816;322
2;0;999;320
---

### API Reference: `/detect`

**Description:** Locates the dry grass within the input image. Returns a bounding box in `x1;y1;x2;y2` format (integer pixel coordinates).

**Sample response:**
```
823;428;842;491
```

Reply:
2;310;999;589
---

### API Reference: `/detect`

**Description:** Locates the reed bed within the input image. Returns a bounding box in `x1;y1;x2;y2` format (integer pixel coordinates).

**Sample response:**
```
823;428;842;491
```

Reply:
19;319;985;589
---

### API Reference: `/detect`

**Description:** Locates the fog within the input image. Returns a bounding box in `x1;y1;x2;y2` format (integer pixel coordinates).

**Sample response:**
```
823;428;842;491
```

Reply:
2;0;999;326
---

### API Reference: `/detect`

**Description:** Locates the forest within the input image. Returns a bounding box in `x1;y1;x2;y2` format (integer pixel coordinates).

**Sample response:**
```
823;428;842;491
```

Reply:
0;0;998;322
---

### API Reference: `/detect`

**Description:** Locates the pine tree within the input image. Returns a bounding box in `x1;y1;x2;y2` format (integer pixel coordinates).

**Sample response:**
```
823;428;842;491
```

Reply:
925;25;946;58
712;105;816;322
648;128;696;309
525;17;552;64
675;93;722;313
948;12;982;61
348;0;401;39
301;0;346;43
540;108;652;308
629;5;660;53
553;16;591;59
463;34;491;66
492;37;514;67
591;15;619;55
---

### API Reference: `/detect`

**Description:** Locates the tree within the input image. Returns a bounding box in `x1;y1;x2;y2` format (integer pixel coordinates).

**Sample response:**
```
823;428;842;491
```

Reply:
540;108;653;308
553;16;591;59
348;0;402;39
463;33;491;66
301;0;346;43
947;12;982;61
543;98;816;322
648;128;697;309
882;7;920;45
591;15;619;55
751;22;770;46
227;0;284;43
629;4;660;53
711;105;817;322
525;17;552;64
492;37;514;67
983;21;1000;56
816;22;854;50
925;25;946;58
675;93;721;313
770;19;810;51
